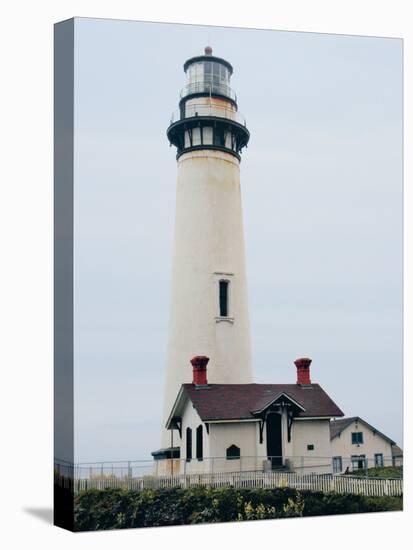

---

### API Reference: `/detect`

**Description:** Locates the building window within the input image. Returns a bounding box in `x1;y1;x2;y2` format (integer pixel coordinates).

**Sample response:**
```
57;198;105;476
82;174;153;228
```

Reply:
307;444;314;451
333;456;343;474
183;130;189;148
374;453;384;467
213;127;225;147
226;444;240;460
203;126;213;145
196;425;203;461
351;454;366;470
186;427;192;461
219;280;229;317
351;432;364;445
225;130;232;149
192;127;201;146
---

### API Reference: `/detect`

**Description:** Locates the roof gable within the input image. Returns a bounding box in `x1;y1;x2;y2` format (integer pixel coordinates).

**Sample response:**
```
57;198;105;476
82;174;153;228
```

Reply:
251;391;306;414
329;417;357;439
165;386;188;429
330;416;396;445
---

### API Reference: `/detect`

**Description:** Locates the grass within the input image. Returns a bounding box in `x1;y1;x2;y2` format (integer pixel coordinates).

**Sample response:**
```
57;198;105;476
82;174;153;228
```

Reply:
350;466;402;478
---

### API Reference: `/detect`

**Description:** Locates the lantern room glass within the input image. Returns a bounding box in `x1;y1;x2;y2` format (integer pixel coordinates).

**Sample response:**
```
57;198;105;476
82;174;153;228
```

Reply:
186;60;231;98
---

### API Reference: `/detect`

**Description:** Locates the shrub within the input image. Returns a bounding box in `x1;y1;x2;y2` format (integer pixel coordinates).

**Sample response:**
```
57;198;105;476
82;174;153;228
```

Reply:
73;486;402;531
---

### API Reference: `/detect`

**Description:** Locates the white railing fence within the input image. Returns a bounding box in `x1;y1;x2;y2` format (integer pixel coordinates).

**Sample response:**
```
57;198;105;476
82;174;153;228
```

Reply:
54;455;402;497
70;471;402;497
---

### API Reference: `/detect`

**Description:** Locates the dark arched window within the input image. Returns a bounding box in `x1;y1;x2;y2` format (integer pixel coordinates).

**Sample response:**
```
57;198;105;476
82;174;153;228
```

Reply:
196;425;203;461
226;444;240;460
186;427;192;461
219;280;229;317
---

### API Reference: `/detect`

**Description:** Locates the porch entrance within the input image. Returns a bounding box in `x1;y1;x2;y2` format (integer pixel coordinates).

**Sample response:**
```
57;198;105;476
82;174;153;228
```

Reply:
266;412;282;469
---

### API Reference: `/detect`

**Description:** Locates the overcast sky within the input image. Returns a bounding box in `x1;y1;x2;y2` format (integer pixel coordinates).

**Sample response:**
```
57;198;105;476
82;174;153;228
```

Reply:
73;17;402;462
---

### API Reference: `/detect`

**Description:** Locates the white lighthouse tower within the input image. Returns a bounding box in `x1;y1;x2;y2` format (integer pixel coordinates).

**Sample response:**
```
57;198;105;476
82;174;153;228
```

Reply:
160;47;253;450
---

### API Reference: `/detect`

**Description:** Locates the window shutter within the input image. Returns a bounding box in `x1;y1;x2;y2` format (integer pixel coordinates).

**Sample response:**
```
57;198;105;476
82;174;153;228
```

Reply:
186;428;192;461
196;425;203;461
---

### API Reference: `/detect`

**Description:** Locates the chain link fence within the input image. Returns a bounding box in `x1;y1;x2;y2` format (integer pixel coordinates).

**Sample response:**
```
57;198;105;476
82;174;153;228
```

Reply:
54;454;401;482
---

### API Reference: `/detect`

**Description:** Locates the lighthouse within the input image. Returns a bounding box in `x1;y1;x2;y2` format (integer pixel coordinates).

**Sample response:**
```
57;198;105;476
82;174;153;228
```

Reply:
160;47;253;449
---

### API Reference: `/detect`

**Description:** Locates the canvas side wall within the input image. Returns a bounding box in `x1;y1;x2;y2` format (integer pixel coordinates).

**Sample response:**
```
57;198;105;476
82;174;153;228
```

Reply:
54;18;75;532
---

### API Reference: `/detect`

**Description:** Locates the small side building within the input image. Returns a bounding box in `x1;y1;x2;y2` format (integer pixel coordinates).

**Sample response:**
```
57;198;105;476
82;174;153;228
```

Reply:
330;416;399;473
157;356;344;475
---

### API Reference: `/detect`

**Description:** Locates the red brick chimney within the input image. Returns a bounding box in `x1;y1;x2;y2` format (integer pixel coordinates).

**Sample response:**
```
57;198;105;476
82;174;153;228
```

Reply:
294;357;312;385
191;355;210;386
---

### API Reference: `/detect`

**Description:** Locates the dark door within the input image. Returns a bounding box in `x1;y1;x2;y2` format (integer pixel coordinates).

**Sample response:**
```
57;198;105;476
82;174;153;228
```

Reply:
266;413;282;468
351;454;366;470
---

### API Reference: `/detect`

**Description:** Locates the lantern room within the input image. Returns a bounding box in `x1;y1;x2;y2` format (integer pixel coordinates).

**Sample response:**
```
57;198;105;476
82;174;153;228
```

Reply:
181;47;235;104
167;47;250;160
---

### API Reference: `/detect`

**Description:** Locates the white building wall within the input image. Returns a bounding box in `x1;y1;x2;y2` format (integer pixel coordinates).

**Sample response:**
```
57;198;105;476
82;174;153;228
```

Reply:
291;419;333;474
178;402;260;474
162;148;253;446
179;399;210;474
208;421;260;473
330;419;394;470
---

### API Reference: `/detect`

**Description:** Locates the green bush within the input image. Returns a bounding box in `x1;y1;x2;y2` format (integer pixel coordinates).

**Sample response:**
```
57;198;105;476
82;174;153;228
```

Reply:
73;486;402;531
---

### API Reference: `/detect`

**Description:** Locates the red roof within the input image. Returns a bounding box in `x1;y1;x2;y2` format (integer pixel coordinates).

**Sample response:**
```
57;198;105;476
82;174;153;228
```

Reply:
180;383;344;421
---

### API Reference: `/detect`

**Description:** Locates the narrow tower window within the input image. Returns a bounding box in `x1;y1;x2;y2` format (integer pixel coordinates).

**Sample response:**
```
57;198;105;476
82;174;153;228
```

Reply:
186;427;192;461
219;280;229;317
196;425;203;461
213;127;225;147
